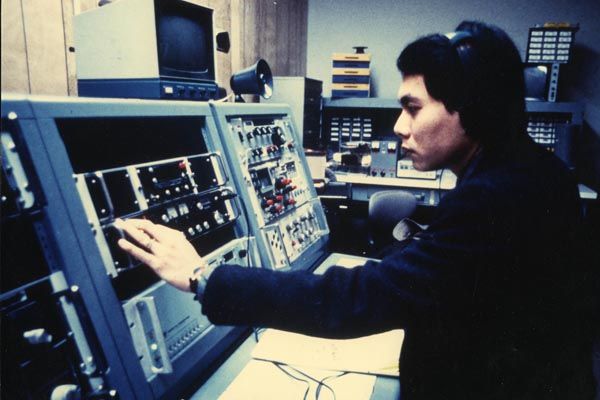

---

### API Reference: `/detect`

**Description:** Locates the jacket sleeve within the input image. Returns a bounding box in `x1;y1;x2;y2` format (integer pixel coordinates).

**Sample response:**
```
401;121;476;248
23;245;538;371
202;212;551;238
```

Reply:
201;183;511;339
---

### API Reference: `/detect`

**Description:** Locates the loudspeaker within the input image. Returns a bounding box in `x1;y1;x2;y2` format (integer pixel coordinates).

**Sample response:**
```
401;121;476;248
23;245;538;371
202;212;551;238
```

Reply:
216;32;230;53
230;59;273;101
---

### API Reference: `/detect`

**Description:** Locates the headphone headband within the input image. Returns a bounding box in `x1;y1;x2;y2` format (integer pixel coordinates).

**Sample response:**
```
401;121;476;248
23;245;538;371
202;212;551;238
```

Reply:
444;31;473;47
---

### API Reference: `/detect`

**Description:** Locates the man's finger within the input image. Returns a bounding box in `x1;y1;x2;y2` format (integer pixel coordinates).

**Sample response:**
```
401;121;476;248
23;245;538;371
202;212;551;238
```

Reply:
117;238;159;269
115;219;154;248
122;218;175;242
156;223;185;238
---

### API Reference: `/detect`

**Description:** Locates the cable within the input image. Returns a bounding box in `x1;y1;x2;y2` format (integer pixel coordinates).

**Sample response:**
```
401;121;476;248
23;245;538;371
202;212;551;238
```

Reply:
214;92;235;103
315;371;347;400
270;361;340;400
252;326;267;342
272;362;310;400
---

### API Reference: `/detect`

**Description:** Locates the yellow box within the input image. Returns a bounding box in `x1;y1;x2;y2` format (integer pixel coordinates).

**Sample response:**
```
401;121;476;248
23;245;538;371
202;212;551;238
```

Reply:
331;83;370;90
332;68;371;76
331;53;371;62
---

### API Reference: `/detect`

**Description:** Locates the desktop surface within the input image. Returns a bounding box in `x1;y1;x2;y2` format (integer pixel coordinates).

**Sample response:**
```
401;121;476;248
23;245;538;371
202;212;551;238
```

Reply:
190;253;400;400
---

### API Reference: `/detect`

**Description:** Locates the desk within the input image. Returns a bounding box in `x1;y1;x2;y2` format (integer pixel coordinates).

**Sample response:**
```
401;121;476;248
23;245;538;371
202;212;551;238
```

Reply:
331;173;597;206
333;171;456;207
190;253;400;400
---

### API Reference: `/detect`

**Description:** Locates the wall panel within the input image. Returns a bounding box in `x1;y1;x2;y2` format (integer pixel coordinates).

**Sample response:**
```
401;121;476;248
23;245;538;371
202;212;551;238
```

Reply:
63;0;77;95
22;0;69;95
275;0;290;74
1;0;30;93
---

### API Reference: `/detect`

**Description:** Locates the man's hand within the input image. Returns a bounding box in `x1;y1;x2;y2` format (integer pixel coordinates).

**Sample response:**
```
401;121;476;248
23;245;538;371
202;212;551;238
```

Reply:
115;218;206;292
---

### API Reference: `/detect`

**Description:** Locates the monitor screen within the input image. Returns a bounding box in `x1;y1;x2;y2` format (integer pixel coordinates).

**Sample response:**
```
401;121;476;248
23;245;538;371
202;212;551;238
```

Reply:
156;0;215;81
524;65;548;101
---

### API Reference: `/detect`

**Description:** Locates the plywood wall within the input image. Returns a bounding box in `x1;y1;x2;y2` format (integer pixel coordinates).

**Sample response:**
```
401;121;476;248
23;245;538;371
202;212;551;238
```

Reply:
1;0;307;97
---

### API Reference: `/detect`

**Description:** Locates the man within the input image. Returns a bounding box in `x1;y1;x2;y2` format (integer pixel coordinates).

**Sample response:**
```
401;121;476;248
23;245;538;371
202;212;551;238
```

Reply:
117;21;595;399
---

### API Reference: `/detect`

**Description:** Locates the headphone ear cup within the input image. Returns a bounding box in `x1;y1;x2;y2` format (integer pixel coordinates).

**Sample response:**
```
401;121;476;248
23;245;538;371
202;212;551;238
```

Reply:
445;31;480;138
445;31;476;73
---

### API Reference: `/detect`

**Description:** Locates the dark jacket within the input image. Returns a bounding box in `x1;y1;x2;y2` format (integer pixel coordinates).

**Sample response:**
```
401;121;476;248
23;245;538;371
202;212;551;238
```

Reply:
203;137;595;399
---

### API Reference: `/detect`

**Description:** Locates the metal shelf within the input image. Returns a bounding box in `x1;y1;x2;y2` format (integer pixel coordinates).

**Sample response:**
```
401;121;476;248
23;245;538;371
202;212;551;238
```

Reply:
525;100;584;124
323;97;400;109
323;98;583;122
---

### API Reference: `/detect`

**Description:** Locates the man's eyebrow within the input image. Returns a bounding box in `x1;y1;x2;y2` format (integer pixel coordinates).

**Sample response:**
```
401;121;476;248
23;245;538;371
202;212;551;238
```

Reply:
399;95;421;107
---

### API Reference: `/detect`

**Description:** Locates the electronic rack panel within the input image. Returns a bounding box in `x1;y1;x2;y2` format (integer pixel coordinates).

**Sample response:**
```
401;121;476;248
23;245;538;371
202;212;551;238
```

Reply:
2;113;109;398
0;95;259;399
210;103;330;271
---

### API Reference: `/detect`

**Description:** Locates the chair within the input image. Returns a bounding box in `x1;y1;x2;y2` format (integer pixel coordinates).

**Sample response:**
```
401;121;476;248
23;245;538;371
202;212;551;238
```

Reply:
368;190;418;255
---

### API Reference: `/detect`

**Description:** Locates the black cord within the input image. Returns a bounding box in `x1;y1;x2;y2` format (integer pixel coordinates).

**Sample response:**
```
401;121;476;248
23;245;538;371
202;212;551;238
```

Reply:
252;326;267;342
272;362;310;400
271;361;340;400
315;371;348;400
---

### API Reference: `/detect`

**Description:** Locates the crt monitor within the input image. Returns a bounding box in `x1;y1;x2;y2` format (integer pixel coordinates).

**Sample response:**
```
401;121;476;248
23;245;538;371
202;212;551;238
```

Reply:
156;0;215;82
75;0;219;100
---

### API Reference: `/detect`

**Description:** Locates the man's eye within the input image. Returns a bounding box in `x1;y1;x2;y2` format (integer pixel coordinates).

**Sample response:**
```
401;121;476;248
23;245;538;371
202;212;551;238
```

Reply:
404;106;419;115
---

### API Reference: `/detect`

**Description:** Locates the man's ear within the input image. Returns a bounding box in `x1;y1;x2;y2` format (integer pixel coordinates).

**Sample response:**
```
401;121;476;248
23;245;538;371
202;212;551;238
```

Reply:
452;111;468;135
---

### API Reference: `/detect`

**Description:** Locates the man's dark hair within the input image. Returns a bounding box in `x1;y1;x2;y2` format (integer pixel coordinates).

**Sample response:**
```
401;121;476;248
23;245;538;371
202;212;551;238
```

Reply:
397;20;526;149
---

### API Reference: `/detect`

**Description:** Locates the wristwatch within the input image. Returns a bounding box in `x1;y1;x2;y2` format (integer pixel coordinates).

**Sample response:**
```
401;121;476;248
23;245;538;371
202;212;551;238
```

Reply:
189;267;209;302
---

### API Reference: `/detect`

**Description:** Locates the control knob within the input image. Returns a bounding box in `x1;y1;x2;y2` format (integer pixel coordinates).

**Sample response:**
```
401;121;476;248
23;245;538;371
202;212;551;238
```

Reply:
275;177;292;189
282;185;296;194
269;204;283;214
271;126;286;147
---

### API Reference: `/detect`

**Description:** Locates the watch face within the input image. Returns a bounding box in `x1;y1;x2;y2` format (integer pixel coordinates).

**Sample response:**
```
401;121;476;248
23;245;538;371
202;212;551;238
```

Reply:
189;271;208;302
189;277;199;295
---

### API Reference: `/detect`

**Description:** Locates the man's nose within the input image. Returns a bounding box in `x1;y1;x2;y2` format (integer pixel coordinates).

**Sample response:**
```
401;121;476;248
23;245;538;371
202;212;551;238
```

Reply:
394;110;409;140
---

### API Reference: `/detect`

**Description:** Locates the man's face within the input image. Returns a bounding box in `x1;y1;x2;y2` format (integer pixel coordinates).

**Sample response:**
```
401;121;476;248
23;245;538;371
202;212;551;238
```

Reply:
394;75;477;173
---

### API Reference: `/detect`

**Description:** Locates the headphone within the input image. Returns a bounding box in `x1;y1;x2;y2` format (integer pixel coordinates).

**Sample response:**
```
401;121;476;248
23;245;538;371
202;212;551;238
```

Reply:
444;31;476;69
445;31;473;46
443;29;522;144
443;31;480;135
